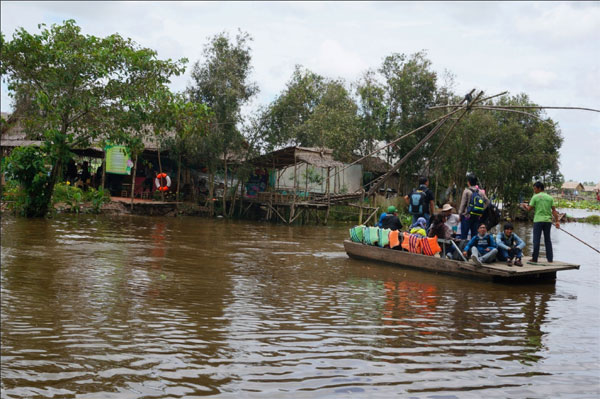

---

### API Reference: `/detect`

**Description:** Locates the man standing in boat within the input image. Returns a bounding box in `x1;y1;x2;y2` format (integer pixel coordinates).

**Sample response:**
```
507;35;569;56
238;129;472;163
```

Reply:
520;181;560;264
458;175;489;239
404;177;435;226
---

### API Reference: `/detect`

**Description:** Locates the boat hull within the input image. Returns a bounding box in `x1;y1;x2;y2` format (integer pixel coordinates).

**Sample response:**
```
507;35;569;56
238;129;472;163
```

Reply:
343;240;579;282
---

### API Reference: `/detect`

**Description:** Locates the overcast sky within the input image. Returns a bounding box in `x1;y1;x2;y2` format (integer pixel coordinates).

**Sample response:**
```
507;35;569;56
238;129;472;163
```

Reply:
2;1;599;182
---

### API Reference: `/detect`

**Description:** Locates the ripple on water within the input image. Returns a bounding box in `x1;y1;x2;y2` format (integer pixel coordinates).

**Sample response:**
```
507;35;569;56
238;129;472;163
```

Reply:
1;216;598;398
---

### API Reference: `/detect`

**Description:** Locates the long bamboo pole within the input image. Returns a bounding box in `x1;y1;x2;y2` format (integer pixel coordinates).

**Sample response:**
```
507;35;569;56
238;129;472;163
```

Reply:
428;104;600;113
366;91;483;197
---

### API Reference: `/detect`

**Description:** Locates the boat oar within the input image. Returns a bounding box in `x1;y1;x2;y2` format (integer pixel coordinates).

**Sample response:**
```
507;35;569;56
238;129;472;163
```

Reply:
557;226;600;254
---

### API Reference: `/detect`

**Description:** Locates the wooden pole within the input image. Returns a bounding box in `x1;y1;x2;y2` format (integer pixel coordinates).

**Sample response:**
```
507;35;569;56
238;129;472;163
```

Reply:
367;91;483;197
157;148;164;202
358;192;365;224
130;154;138;209
176;153;182;203
289;152;298;223
101;153;106;190
324;167;331;225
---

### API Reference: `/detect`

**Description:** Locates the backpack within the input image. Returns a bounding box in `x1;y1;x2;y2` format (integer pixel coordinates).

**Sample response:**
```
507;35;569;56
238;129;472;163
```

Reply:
467;188;486;216
408;189;427;215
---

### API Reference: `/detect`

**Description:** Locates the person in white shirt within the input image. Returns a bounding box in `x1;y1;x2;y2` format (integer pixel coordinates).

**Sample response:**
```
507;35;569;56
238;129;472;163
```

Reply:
442;203;461;237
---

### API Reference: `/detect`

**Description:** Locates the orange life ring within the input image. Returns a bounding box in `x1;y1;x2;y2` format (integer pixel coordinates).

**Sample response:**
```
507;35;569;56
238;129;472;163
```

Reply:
155;173;171;192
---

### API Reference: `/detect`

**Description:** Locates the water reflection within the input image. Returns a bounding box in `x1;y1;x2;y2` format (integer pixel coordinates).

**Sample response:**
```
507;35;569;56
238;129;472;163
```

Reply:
1;216;598;398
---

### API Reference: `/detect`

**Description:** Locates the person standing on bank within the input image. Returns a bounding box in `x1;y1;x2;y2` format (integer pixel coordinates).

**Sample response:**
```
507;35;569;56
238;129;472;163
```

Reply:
458;175;489;240
404;177;435;226
520;181;560;264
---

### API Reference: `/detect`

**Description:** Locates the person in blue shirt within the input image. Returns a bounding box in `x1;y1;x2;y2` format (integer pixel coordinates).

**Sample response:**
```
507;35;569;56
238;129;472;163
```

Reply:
462;223;498;266
495;222;525;267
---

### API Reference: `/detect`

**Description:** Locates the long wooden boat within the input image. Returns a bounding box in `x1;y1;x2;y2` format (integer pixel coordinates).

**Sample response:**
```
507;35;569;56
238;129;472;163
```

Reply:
344;240;579;282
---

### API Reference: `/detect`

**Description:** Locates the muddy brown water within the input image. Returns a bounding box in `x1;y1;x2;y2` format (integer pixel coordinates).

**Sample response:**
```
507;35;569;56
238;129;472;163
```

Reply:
1;215;599;398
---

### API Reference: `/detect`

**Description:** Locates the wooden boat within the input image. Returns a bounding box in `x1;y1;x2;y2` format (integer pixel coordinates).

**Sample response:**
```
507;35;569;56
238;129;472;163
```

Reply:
344;240;579;282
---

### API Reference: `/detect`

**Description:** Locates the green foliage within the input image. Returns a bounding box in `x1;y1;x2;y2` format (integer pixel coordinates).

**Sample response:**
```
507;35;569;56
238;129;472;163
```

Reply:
2;146;53;217
52;182;111;213
1;20;186;216
582;215;600;225
261;66;360;161
554;198;600;211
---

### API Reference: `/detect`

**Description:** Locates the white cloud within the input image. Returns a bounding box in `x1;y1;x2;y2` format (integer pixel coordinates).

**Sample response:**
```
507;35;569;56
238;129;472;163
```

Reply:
1;1;599;181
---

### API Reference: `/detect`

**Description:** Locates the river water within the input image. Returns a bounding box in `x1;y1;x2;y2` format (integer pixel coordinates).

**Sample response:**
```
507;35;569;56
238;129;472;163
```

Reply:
1;215;599;398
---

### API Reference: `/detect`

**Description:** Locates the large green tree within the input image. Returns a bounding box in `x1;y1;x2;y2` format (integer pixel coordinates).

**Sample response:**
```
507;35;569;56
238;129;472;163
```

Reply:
262;66;360;161
354;51;438;181
187;30;258;215
1;20;186;216
431;93;563;211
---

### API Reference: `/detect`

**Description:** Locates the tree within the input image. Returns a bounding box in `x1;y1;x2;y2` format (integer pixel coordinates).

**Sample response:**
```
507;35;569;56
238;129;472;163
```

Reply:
262;66;360;161
1;20;186;216
431;93;563;212
187;30;258;216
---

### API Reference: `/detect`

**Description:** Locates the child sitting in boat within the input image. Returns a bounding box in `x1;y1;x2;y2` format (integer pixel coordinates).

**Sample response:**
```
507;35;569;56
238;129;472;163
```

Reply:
495;223;525;266
462;223;498;266
409;217;427;237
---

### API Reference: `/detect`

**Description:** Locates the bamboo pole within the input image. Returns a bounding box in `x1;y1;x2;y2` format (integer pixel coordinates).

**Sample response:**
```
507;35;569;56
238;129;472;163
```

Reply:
367;91;483;197
330;89;475;182
289;152;298;223
428;104;600;113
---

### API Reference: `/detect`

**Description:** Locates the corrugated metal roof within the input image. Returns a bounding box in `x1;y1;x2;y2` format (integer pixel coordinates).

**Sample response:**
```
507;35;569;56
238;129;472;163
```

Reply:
248;146;343;169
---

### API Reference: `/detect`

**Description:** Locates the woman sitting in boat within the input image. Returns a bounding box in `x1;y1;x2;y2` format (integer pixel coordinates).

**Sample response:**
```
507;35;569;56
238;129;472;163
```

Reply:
409;217;427;237
429;213;462;259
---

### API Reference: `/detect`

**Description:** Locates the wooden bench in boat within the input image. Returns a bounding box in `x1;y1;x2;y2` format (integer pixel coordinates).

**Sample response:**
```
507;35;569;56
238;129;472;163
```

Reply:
343;240;579;282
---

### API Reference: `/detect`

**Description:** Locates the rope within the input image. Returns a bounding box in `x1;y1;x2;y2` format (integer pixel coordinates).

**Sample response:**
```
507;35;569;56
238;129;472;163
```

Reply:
557;226;600;254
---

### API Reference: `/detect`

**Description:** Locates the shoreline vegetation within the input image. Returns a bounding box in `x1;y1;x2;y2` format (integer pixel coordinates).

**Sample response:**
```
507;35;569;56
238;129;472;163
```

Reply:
2;184;598;225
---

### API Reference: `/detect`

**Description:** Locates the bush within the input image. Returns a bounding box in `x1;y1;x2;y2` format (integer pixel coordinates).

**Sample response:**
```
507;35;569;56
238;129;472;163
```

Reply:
52;182;111;214
2;146;53;217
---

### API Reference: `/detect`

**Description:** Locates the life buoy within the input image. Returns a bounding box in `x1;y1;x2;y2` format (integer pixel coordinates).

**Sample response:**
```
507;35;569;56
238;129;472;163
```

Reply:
155;173;171;192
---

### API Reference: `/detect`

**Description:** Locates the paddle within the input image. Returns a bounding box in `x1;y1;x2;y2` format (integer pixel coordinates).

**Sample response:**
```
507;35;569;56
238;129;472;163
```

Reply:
557;226;600;254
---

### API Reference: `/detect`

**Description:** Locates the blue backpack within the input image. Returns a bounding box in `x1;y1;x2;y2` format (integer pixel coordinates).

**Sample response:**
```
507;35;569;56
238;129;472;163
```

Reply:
467;188;486;216
408;189;427;215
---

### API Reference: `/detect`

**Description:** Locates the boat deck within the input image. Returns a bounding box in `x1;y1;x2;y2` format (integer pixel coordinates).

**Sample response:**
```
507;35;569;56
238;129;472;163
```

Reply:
343;240;579;282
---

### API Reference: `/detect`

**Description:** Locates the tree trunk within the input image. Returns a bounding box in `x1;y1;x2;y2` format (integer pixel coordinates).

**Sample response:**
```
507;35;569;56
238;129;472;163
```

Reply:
39;158;63;217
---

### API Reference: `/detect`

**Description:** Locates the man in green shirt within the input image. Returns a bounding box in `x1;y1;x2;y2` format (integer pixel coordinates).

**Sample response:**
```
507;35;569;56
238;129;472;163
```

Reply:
521;181;560;264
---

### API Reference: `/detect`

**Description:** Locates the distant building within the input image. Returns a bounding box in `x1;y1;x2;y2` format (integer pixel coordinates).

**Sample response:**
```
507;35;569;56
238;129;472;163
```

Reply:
561;181;584;192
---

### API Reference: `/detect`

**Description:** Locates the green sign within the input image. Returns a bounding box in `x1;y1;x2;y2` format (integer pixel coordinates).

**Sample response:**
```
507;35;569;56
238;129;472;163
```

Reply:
105;145;132;175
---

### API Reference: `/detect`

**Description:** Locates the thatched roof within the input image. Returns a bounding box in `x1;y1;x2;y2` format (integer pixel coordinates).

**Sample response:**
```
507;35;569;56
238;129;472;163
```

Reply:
1;113;171;155
583;185;597;192
350;154;395;174
562;181;584;190
248;146;344;169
